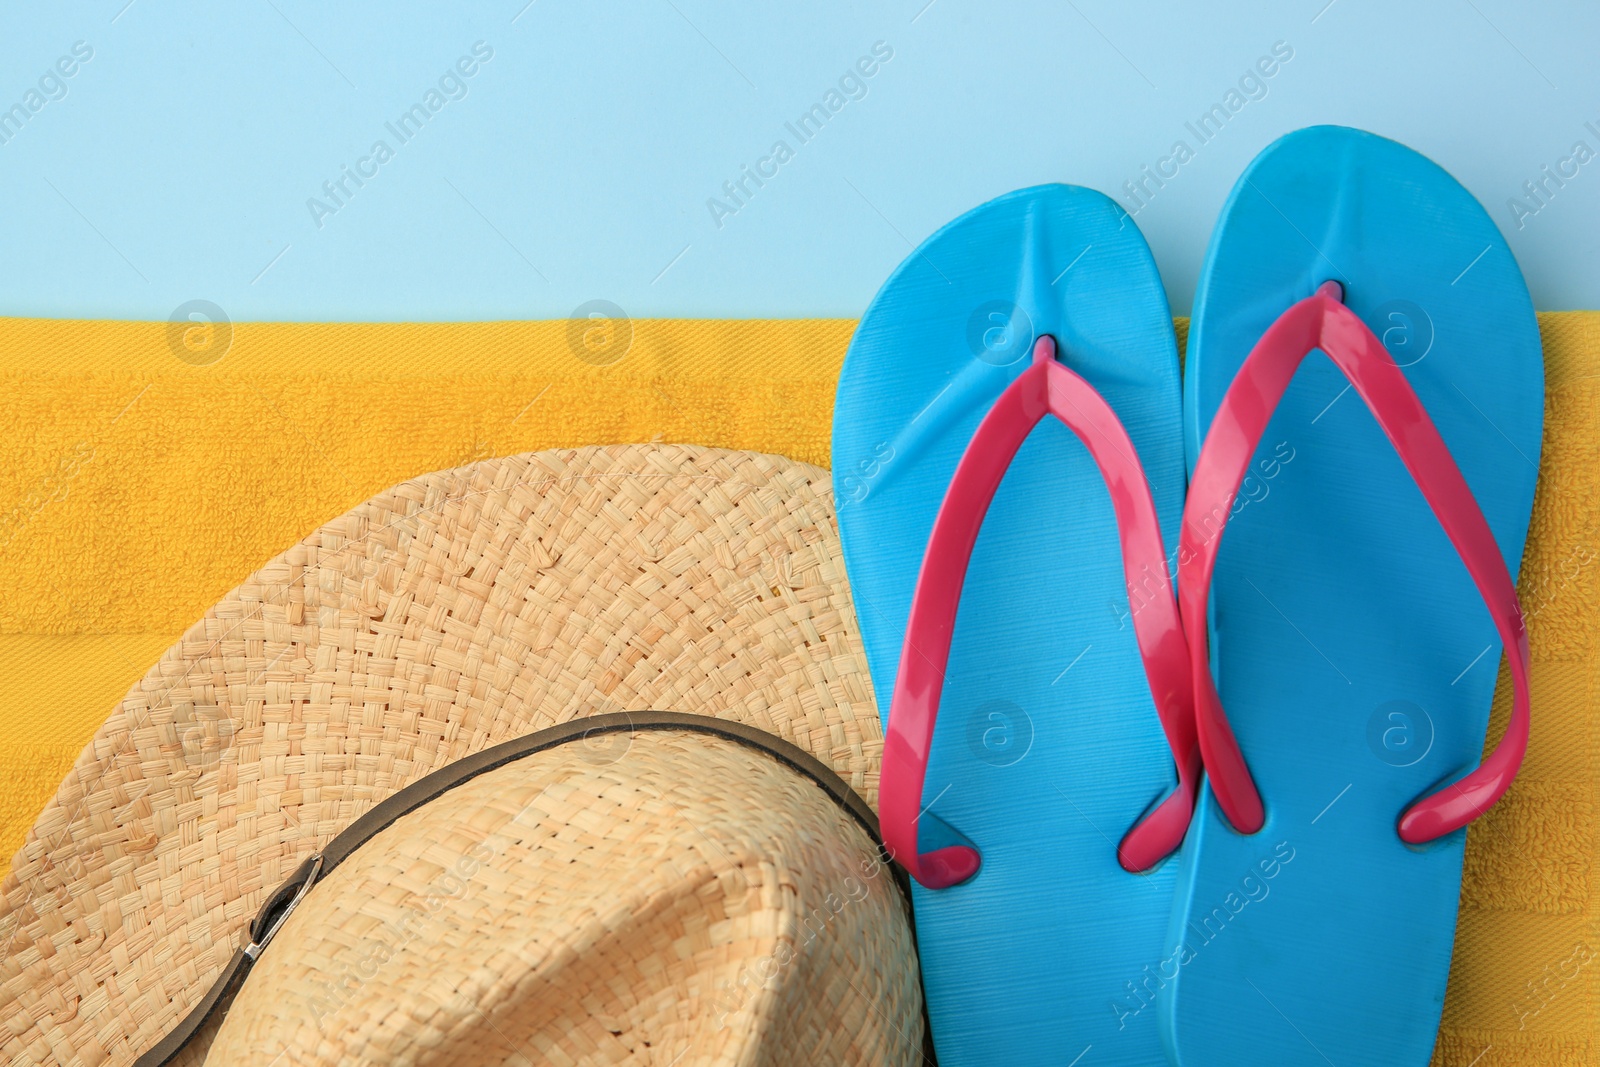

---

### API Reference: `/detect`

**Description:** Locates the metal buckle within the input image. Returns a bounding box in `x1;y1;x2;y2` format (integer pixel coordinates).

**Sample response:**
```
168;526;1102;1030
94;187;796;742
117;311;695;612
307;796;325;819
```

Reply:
243;852;323;961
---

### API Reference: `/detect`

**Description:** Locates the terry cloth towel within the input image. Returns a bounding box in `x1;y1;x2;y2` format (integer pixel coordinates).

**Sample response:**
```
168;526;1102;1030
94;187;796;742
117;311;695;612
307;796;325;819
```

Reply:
0;314;1597;1066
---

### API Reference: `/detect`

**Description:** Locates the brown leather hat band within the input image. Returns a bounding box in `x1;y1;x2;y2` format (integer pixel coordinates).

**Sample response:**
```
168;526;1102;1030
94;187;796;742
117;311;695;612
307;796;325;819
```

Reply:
134;712;903;1067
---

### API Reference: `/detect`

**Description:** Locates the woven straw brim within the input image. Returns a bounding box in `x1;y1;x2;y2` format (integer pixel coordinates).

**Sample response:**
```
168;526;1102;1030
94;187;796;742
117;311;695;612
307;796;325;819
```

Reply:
202;729;920;1066
0;445;887;1065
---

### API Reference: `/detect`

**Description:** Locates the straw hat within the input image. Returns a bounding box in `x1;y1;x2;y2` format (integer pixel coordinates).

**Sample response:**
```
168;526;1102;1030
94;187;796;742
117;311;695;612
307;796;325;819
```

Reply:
0;445;926;1066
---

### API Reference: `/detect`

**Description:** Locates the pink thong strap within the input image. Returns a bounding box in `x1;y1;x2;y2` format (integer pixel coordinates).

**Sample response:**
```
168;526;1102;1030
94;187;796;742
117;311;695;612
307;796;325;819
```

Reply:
1178;282;1530;844
880;335;1199;889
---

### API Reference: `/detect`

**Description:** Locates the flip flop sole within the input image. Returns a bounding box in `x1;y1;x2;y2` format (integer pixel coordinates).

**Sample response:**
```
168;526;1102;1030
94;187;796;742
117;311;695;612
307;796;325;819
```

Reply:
834;185;1187;1065
1166;126;1543;1066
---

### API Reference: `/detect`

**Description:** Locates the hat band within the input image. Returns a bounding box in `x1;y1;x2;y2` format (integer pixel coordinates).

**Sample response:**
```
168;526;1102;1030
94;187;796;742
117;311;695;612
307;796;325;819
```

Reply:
134;711;903;1067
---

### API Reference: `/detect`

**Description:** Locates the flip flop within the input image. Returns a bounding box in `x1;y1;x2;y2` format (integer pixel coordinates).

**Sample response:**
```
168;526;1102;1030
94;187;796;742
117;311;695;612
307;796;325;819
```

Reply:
833;184;1199;1065
1163;126;1543;1065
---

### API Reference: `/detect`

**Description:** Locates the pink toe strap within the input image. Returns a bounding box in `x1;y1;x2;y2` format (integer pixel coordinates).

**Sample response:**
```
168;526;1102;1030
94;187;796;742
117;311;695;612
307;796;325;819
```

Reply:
881;336;1199;889
1178;286;1530;844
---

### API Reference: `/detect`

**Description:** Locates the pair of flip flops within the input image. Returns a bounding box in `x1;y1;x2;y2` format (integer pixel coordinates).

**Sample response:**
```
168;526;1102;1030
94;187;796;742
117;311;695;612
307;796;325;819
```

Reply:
832;125;1542;1066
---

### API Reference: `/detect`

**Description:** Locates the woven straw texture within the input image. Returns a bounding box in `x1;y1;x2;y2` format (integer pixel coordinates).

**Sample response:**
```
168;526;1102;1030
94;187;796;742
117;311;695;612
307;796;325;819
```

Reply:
0;444;888;1065
1;313;1599;1065
206;730;920;1066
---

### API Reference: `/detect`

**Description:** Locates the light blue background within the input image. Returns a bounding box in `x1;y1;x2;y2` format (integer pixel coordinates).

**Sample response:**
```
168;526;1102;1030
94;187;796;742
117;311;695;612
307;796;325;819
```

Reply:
2;0;1596;322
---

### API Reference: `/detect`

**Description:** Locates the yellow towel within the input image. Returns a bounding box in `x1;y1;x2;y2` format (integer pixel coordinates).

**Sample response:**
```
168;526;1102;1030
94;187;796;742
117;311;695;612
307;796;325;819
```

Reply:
0;314;1595;1064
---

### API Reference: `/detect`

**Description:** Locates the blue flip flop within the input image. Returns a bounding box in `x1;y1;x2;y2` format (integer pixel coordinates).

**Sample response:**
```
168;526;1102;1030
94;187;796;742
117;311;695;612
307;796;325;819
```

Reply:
833;184;1198;1065
1163;126;1543;1065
